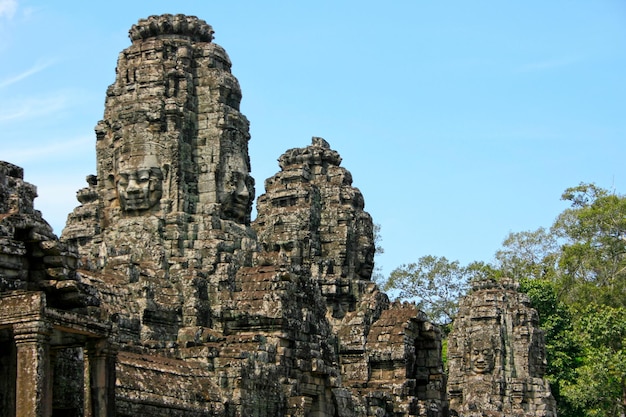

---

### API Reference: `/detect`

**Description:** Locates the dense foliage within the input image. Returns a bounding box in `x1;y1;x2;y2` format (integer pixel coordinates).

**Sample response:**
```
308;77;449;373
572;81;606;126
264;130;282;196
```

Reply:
383;255;470;327
382;183;626;417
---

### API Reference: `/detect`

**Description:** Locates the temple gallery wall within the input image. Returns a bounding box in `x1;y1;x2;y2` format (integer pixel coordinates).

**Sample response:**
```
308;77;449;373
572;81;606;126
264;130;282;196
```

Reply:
0;14;555;417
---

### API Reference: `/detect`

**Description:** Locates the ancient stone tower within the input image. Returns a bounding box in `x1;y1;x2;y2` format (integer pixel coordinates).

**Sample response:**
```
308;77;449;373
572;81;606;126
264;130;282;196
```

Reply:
446;279;557;417
63;14;257;348
254;137;447;416
54;14;447;417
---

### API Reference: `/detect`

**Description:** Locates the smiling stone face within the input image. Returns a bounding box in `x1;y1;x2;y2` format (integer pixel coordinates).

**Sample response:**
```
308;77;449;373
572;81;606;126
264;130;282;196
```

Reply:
470;338;495;374
117;166;163;211
217;153;254;223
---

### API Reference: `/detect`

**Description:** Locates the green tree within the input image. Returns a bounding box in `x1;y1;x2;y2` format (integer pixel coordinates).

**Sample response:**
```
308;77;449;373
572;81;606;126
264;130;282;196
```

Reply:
561;304;626;417
518;278;581;416
383;255;470;326
495;227;559;281
553;183;626;308
465;260;504;281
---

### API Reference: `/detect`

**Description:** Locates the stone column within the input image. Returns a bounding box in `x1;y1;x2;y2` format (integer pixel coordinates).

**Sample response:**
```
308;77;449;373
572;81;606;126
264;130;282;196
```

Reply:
14;321;53;417
85;339;116;417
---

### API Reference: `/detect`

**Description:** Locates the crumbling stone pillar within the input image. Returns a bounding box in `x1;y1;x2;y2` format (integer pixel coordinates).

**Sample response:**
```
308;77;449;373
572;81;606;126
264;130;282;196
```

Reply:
14;321;53;417
84;340;116;417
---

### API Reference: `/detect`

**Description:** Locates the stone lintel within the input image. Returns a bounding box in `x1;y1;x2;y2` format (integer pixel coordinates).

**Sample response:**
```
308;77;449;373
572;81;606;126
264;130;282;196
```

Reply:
0;291;46;327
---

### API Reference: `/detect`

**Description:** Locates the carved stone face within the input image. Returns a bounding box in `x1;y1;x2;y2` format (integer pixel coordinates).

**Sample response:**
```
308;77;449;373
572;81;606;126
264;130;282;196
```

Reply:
470;339;495;374
117;167;163;211
218;155;253;223
356;246;374;279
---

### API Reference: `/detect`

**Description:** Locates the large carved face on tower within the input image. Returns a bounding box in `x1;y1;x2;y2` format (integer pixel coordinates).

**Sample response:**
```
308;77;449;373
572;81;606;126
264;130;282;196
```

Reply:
218;153;254;223
116;157;164;211
470;337;495;374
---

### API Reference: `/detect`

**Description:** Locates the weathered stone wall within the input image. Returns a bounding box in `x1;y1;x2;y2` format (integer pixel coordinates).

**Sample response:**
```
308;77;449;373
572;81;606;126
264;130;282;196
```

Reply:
447;279;556;417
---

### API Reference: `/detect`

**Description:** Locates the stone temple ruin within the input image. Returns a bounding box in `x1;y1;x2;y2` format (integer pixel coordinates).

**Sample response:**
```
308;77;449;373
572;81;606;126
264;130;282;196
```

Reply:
0;14;555;417
447;279;556;416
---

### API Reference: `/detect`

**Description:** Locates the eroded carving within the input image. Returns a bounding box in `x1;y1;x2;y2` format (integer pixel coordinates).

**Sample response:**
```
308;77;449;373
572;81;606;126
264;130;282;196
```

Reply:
470;335;496;375
447;279;557;416
116;157;164;212
218;153;254;223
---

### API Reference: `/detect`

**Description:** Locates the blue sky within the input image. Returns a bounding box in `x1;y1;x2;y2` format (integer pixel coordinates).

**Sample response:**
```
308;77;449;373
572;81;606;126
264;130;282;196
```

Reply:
1;0;625;277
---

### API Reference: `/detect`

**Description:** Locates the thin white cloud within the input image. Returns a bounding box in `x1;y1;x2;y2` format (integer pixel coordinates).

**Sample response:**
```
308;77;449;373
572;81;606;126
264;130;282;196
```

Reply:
0;93;69;123
515;57;580;73
0;60;55;89
3;136;92;164
0;0;17;20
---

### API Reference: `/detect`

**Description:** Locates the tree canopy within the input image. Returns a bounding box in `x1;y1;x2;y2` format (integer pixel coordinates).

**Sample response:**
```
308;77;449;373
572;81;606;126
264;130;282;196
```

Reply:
383;255;471;326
